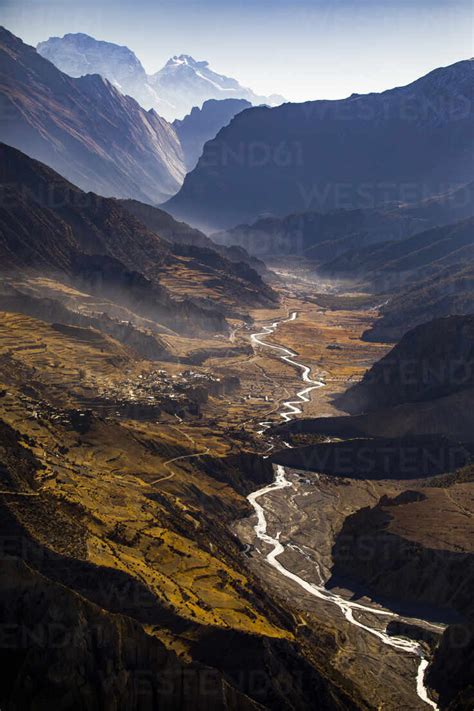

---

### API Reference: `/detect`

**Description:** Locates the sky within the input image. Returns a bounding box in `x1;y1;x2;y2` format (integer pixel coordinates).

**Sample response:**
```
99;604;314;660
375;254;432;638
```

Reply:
1;0;472;102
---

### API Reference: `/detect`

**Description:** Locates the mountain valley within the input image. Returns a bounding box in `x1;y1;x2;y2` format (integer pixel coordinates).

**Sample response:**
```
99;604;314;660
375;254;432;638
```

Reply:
0;15;473;711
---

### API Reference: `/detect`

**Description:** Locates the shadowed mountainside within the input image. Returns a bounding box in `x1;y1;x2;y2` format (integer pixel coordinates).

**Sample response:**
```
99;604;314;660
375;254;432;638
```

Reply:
212;181;474;266
118;197;274;279
363;261;474;343
165;59;473;230
0;142;278;336
273;316;474;445
174;98;252;171
337;315;474;413
0;27;185;204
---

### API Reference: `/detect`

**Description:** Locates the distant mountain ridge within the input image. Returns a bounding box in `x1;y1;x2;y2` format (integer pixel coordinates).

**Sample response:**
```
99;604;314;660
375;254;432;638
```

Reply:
174;98;252;170
166;58;474;230
363;260;474;343
324;216;474;282
37;33;284;120
150;54;284;120
213;181;474;263
37;32;163;111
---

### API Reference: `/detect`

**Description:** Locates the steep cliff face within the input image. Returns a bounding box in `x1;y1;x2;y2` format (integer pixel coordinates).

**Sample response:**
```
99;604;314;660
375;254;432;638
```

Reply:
174;98;252;170
37;32;163;113
329;487;474;620
426;623;474;711
0;27;185;204
201;451;276;496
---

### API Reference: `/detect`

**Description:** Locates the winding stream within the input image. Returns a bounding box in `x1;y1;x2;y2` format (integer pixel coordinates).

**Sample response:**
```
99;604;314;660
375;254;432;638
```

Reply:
247;310;438;709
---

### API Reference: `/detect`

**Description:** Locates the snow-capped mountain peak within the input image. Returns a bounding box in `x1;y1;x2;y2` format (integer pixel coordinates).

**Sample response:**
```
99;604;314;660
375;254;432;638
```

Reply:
37;33;284;120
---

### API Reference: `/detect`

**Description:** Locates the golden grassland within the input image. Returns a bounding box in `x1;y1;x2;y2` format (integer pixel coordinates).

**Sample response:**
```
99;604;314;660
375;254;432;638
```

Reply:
0;311;288;644
0;288;403;660
3;284;466;709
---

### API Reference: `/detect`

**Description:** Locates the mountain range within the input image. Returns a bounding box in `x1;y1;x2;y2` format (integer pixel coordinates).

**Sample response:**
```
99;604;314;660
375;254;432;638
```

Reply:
213;181;474;263
363;259;474;342
0;141;277;343
1;22;474;710
37;33;284;120
1;28;262;205
166;58;474;230
0;27;184;204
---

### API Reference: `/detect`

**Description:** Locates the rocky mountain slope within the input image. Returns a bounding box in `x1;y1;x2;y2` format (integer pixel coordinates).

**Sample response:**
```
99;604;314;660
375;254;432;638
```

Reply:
174;98;252;170
212;181;474;266
364;261;474;342
324;216;474;282
37;31;163;111
329;478;474;619
118;197;273;278
0;312;363;711
36;33;284;121
0;27;184;204
337;315;474;413
0;142;278;337
166;59;473;230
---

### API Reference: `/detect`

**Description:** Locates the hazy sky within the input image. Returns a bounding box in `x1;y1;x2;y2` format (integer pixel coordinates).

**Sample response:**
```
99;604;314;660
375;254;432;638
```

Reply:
1;0;472;102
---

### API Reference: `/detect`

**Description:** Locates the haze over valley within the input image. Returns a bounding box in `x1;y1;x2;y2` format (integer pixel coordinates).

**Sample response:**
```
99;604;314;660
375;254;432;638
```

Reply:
0;3;473;709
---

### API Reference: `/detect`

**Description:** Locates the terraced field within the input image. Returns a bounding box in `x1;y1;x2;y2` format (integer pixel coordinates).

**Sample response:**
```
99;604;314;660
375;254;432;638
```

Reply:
0;311;288;642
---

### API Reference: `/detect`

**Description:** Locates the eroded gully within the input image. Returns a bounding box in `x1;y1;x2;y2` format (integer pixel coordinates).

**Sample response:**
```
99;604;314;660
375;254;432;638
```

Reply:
247;310;438;710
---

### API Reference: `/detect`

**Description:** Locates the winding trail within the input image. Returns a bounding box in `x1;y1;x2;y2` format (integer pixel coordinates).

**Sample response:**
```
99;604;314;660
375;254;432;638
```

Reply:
151;416;210;485
247;310;438;709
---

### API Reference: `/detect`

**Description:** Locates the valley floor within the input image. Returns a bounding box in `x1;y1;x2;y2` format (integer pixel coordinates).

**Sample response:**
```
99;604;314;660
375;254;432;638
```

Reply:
224;281;439;710
1;272;471;709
